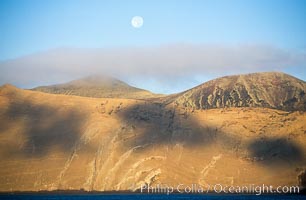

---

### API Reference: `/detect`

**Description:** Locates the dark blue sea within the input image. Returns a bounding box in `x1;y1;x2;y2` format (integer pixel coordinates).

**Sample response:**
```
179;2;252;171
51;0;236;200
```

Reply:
0;194;305;200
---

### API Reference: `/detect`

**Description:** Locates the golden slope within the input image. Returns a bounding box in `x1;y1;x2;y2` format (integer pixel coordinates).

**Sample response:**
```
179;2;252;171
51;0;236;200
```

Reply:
0;85;305;191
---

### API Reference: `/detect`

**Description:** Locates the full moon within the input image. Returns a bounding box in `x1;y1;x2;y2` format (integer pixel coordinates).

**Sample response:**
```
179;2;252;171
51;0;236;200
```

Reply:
131;16;144;28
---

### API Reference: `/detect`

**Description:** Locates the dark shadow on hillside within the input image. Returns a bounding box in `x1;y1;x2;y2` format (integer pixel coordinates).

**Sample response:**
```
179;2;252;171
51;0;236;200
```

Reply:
118;101;239;150
0;100;86;157
117;101;305;166
248;138;304;165
0;96;304;166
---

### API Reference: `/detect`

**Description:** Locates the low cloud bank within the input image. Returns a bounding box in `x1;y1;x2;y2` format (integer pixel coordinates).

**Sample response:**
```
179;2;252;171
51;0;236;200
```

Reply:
0;44;305;93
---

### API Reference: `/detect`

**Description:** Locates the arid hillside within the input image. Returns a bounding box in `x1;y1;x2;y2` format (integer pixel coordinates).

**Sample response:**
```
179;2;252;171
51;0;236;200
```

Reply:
32;75;162;99
167;72;306;111
0;83;305;192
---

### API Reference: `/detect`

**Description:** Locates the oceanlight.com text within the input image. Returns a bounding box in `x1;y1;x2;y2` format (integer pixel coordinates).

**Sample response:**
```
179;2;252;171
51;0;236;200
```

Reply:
140;183;300;195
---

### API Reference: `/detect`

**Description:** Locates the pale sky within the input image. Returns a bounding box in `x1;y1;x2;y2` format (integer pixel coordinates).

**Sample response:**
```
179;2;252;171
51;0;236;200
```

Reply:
0;0;305;93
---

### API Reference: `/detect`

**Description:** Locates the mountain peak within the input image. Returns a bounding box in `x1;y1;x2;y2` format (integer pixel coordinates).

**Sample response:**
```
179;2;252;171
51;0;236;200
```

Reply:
65;75;127;87
0;84;19;92
171;72;306;111
32;75;162;99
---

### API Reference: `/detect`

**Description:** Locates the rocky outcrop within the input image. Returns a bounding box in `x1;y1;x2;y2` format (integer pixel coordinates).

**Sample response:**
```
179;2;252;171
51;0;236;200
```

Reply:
169;72;306;111
299;170;306;189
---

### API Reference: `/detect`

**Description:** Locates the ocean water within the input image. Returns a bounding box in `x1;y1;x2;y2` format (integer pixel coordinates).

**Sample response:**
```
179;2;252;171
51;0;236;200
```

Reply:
0;194;304;200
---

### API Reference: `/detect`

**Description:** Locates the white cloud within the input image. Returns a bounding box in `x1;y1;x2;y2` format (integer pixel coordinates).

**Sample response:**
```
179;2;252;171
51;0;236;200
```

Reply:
0;44;305;93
